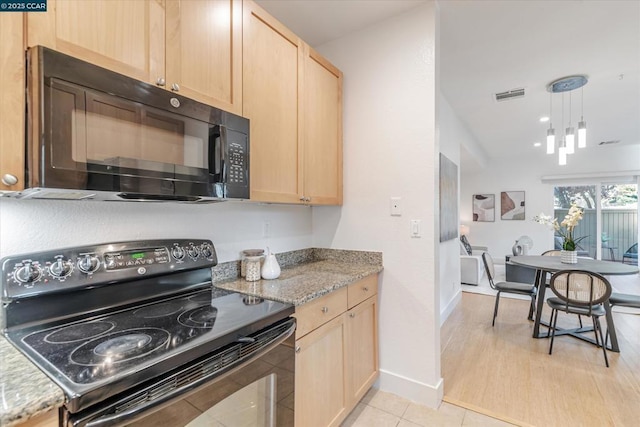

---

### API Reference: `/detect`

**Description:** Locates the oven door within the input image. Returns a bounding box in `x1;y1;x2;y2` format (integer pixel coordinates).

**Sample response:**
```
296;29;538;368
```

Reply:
64;318;295;427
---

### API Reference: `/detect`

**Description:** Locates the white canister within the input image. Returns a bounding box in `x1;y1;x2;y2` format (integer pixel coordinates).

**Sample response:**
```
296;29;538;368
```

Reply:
261;248;281;280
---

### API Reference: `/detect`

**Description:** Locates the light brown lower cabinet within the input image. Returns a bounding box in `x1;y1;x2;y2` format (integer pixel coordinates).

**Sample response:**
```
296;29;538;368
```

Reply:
294;275;379;427
17;409;58;427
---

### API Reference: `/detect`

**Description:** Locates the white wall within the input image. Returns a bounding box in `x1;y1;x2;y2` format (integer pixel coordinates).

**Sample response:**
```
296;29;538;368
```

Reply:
461;144;640;261
438;95;479;324
0;198;312;262
312;2;442;407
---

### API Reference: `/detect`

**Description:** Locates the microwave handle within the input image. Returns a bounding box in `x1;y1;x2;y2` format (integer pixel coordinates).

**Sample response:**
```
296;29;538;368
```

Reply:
209;125;225;181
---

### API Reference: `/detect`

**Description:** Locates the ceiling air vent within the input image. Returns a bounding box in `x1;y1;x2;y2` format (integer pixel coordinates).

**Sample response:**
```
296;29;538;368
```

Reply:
598;140;621;146
495;88;525;102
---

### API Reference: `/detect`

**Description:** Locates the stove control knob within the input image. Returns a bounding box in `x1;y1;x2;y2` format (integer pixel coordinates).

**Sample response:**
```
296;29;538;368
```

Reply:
171;246;185;261
200;243;213;259
77;254;100;274
187;244;199;260
49;258;73;279
14;262;42;284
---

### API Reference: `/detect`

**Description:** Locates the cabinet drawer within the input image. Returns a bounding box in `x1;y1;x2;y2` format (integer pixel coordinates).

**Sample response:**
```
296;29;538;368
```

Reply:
347;275;378;308
295;286;347;338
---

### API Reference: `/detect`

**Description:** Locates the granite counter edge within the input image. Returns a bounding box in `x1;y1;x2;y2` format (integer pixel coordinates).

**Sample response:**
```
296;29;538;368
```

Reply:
0;337;65;427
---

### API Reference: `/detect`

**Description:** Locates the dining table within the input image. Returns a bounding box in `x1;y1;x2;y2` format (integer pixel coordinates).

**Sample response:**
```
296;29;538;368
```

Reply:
509;255;639;352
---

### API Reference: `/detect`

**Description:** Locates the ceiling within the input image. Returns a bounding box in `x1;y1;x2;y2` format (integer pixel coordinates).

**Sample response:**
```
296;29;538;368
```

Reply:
255;0;640;172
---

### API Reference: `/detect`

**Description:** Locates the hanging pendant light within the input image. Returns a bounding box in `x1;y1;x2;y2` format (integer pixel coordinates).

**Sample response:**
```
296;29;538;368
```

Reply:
559;139;567;166
546;92;555;154
565;92;575;154
578;87;587;148
545;75;588;162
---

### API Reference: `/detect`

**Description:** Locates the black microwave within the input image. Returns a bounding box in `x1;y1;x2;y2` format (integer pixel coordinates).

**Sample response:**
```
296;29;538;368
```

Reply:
18;46;249;203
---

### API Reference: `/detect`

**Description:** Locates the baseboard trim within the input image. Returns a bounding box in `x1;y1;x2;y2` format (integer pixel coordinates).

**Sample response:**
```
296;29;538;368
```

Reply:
376;369;443;408
440;289;462;326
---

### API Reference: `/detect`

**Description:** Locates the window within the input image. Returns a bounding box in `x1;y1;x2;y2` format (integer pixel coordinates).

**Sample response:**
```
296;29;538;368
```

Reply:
554;184;638;260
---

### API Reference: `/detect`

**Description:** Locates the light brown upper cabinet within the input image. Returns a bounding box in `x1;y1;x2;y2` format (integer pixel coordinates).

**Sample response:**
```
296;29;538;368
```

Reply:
303;49;343;205
0;13;25;191
243;0;343;205
27;0;242;115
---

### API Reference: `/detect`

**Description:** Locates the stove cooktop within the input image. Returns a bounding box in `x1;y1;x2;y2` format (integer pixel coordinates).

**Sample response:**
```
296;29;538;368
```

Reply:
6;287;294;411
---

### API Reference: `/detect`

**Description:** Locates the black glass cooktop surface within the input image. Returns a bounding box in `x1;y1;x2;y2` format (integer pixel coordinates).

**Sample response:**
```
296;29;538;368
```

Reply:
11;288;292;386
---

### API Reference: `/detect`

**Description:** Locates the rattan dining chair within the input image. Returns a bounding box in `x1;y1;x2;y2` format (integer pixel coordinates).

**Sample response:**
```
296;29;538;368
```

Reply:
542;250;562;256
541;249;585;327
547;270;612;367
481;252;537;326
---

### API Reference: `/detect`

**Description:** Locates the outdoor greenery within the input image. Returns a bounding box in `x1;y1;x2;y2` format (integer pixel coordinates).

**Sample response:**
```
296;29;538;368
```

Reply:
554;184;638;209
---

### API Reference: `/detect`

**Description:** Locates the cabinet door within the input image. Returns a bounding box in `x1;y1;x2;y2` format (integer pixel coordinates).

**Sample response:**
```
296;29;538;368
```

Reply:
345;296;379;407
303;48;343;205
243;0;303;203
0;13;25;191
165;0;242;114
26;0;164;85
295;315;347;427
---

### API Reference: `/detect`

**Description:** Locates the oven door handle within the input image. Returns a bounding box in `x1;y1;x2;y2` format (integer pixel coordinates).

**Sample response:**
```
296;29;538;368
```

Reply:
83;319;296;427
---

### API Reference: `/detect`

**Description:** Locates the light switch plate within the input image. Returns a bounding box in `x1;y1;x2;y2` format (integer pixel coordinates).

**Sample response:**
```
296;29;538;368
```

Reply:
410;219;421;237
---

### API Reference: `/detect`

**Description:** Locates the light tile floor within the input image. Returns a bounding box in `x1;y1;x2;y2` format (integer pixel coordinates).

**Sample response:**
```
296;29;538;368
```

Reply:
341;388;516;427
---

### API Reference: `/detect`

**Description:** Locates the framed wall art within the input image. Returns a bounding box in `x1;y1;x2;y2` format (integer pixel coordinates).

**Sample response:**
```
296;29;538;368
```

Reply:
439;154;458;242
472;194;495;222
501;191;525;220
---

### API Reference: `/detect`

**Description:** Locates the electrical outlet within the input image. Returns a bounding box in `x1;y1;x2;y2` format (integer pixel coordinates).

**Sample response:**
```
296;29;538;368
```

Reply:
390;197;402;216
263;221;271;238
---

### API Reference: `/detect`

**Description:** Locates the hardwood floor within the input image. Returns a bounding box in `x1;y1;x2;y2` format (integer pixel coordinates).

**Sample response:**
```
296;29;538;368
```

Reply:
441;292;640;426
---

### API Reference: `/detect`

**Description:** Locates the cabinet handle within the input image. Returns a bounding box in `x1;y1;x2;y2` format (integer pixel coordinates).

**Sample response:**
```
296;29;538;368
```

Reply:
349;313;355;318
156;77;166;87
363;287;369;292
1;174;18;186
321;306;329;314
295;346;301;353
171;83;180;92
299;197;306;202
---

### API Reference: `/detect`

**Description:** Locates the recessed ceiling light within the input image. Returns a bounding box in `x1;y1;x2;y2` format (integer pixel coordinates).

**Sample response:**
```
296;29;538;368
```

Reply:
539;116;549;123
533;142;542;147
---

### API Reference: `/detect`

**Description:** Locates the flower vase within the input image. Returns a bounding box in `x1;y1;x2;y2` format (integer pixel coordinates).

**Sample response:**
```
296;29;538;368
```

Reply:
560;250;577;264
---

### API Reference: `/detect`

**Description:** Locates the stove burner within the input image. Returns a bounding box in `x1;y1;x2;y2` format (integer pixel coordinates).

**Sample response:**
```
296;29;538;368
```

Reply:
178;306;218;328
133;301;185;318
44;321;115;344
70;328;170;366
94;334;152;357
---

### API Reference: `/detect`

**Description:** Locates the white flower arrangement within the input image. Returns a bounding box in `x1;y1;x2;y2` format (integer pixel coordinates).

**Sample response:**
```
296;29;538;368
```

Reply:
533;204;586;251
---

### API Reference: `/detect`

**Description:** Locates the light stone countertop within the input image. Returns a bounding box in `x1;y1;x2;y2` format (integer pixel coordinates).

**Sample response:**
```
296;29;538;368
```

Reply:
0;248;382;426
213;249;383;305
0;336;65;427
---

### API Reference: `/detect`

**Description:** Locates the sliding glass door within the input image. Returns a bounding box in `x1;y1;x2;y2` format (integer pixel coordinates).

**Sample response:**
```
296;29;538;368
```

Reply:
601;184;638;262
554;184;638;260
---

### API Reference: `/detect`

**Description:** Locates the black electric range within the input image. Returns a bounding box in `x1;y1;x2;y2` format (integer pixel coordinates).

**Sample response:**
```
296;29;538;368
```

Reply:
1;239;294;417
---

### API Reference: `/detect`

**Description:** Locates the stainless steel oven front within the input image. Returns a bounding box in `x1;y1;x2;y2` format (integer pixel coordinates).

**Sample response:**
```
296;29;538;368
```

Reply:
0;239;294;427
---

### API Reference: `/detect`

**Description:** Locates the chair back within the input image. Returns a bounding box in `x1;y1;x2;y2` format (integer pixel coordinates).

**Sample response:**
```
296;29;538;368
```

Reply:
542;250;562;256
481;252;497;289
549;270;612;315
